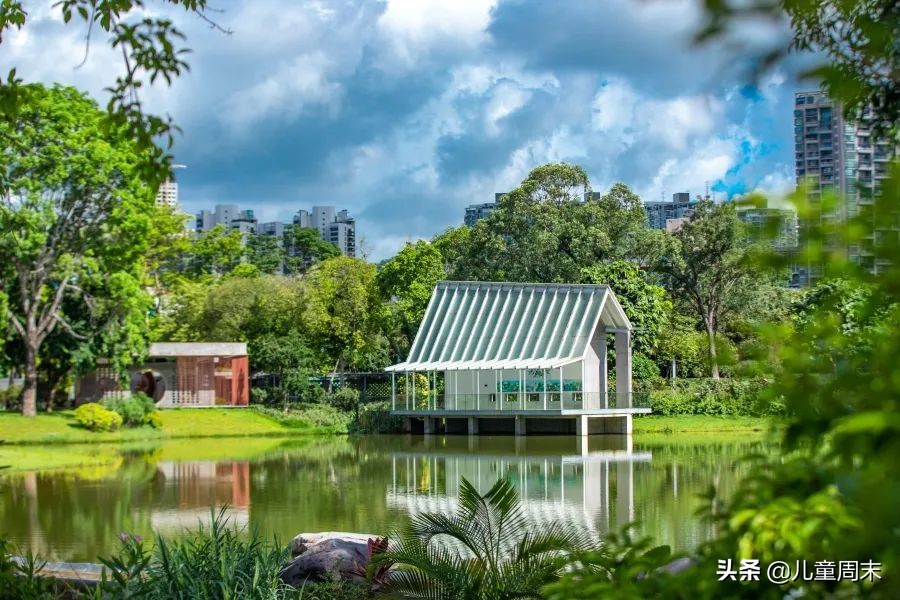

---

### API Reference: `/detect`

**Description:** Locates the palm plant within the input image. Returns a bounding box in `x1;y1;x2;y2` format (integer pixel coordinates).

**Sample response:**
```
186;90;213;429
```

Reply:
373;476;593;599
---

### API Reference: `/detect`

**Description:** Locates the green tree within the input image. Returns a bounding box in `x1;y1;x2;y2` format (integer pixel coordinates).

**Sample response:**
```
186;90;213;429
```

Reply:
1;1;224;185
654;315;708;379
655;201;761;380
377;241;446;360
453;165;650;282
302;256;388;372
0;85;159;416
252;332;316;410
282;225;340;275
245;234;283;275
184;224;244;277
580;260;670;356
431;226;472;277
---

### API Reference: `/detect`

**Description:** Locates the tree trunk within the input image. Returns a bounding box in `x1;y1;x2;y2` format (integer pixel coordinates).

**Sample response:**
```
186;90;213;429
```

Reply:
22;344;38;417
706;322;720;381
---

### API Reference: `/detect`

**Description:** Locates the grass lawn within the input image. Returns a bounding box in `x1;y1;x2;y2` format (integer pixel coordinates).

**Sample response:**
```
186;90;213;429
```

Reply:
633;414;778;434
0;407;338;446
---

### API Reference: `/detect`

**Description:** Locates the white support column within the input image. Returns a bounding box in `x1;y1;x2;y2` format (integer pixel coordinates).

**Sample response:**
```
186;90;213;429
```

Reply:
575;415;588;436
391;372;396;411
454;371;458;410
467;416;479;435
559;367;564;409
615;330;632;408
476;370;481;411
543;369;547;410
600;333;608;409
412;371;416;409
519;369;524;410
514;416;526;436
423;416;435;435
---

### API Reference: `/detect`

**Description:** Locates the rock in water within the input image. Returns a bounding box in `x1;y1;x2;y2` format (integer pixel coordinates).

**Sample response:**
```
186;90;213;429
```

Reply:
281;532;382;585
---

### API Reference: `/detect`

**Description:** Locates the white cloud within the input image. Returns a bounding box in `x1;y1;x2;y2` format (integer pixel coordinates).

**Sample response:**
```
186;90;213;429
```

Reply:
221;52;343;128
375;0;498;67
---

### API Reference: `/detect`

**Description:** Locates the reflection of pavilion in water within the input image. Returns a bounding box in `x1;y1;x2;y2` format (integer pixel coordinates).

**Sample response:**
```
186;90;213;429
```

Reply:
150;462;251;531
387;436;651;537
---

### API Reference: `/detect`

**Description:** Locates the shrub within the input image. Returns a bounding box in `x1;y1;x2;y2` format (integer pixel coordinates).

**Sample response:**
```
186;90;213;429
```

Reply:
98;510;296;598
103;393;160;428
74;402;124;432
328;387;360;412
249;387;269;405
143;411;163;429
0;385;21;411
375;477;591;598
1;537;54;599
301;383;328;404
648;378;777;417
632;351;662;390
351;401;403;434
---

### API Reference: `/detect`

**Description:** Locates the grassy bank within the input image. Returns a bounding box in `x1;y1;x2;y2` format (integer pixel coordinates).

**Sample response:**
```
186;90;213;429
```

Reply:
633;414;776;433
0;406;343;446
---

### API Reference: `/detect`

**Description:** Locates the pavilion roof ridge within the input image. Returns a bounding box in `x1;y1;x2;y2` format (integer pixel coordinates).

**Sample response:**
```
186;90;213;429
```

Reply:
386;281;630;373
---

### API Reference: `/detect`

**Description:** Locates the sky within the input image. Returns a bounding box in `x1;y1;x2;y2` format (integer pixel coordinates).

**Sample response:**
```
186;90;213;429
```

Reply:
3;0;813;260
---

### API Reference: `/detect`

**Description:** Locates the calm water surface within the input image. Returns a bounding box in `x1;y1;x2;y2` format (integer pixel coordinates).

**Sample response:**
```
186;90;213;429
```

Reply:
0;433;767;562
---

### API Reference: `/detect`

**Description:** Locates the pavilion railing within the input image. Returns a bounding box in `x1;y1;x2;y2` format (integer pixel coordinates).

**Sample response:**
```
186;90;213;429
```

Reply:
391;392;650;412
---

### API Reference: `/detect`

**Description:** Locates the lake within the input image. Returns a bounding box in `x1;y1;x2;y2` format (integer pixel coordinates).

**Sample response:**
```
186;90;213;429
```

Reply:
0;433;767;562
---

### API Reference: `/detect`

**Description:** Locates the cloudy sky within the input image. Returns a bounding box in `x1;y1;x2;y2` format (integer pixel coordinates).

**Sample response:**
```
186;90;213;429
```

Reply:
3;0;811;259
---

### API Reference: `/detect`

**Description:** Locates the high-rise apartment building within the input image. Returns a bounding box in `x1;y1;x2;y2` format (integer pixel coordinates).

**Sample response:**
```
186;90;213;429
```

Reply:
156;179;178;209
292;206;356;256
259;221;284;238
195;204;257;235
737;204;799;252
793;90;894;283
644;193;700;230
464;202;498;226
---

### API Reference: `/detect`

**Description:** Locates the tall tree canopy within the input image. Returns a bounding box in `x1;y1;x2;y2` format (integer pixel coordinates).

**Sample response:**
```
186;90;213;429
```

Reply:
580;260;671;356
0;85;160;415
377;241;446;360
302;256;388;372
654;201;759;379
450;164;649;283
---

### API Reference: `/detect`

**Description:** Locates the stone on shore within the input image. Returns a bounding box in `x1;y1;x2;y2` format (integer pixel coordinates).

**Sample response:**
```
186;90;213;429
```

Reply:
281;532;383;585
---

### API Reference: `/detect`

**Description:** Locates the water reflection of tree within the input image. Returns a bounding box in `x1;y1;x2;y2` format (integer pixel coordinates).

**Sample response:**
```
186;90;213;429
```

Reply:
631;437;770;551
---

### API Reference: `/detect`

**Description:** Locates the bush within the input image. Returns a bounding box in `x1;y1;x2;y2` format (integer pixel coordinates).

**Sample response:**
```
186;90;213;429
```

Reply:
74;402;124;431
648;377;779;417
352;401;403;434
0;385;21;411
103;392;160;428
98;510;296;598
328;387;360;412
249;387;269;405
301;383;328;404
257;403;352;433
632;351;662;390
1;537;54;599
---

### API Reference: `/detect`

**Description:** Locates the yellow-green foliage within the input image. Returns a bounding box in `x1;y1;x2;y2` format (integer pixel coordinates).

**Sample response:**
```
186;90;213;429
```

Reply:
74;403;123;432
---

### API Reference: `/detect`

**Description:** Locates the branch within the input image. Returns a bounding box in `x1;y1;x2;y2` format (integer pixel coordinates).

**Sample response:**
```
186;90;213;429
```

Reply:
8;312;25;338
53;313;89;341
36;273;75;340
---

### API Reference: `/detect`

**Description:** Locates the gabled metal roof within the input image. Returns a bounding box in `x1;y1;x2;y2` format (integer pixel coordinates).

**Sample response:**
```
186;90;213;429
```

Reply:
386;281;631;372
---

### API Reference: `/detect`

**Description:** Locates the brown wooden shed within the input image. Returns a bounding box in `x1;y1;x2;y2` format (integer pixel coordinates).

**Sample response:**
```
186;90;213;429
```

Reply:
76;342;249;407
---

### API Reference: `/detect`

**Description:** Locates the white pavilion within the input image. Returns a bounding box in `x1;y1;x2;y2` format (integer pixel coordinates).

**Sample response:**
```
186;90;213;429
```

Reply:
386;281;650;436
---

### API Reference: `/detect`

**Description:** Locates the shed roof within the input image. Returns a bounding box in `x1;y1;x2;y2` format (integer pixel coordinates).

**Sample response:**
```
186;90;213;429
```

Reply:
386;281;630;372
148;342;247;357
